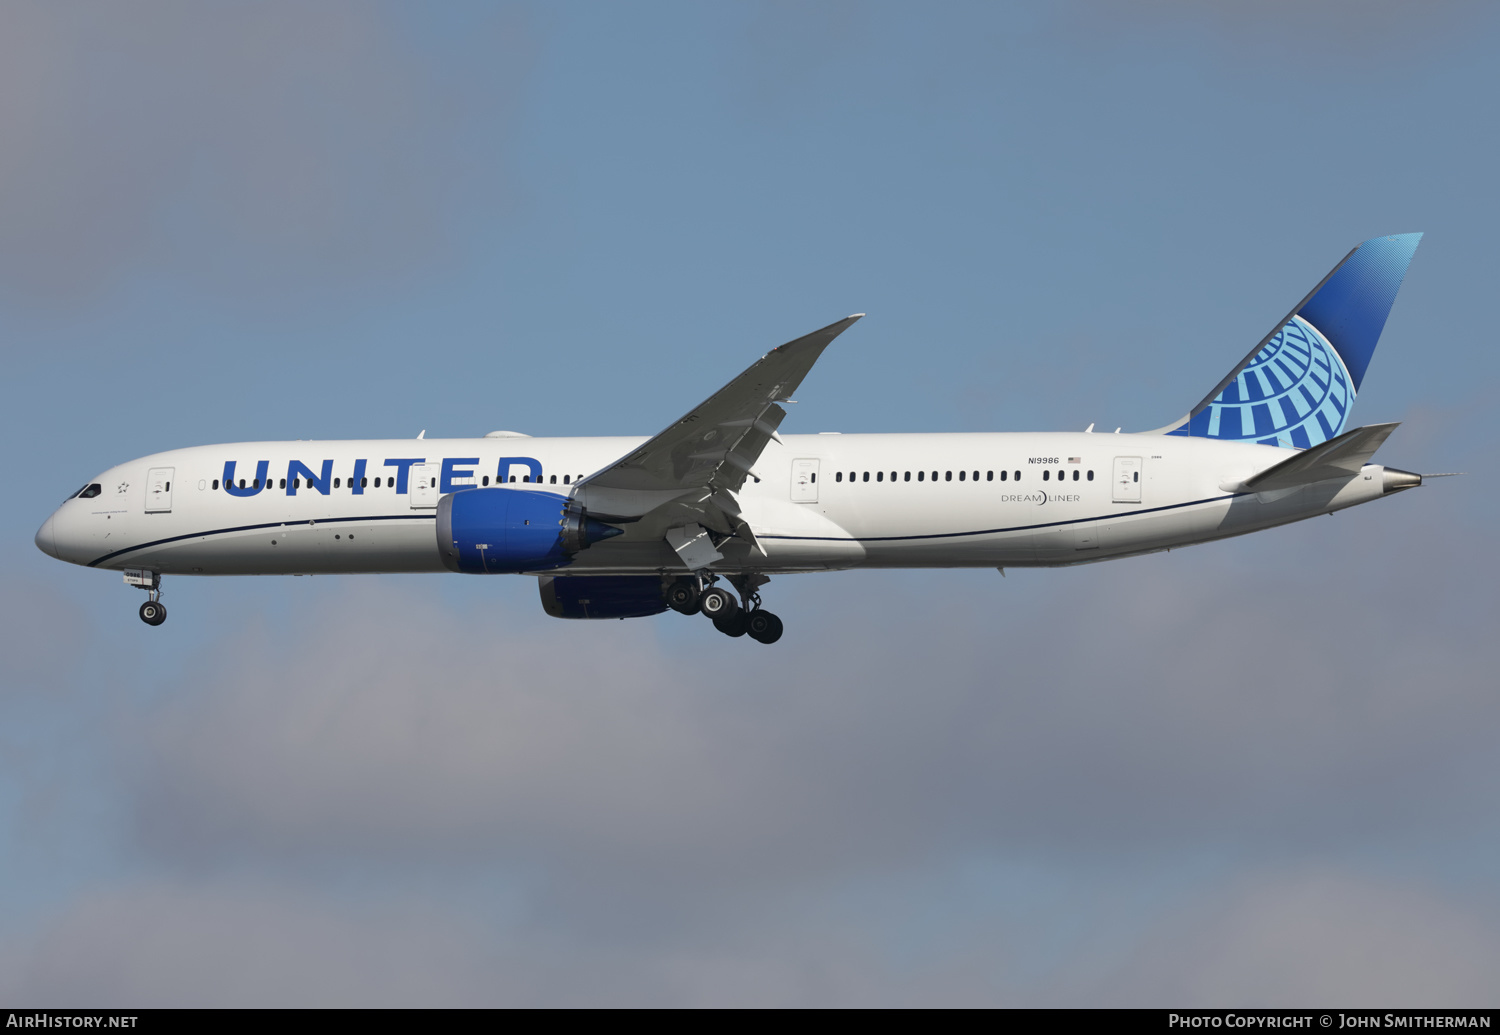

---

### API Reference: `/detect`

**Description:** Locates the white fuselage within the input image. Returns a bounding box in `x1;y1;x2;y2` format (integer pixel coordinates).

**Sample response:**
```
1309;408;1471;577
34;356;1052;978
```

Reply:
37;432;1397;578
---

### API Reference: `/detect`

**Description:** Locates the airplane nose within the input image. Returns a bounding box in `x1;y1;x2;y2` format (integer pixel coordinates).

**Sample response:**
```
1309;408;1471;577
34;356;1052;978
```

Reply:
35;514;59;559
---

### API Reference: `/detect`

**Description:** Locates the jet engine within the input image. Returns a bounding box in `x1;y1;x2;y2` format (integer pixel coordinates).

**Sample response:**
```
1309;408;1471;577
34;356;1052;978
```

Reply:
538;575;669;619
436;488;622;574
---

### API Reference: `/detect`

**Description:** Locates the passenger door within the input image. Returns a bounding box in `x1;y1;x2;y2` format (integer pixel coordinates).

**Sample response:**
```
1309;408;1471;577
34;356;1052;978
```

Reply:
1112;456;1142;503
410;463;439;508
145;467;174;513
790;459;819;503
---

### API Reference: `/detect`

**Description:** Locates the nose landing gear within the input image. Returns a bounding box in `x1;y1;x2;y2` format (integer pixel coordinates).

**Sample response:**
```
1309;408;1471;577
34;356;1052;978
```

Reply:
126;568;167;626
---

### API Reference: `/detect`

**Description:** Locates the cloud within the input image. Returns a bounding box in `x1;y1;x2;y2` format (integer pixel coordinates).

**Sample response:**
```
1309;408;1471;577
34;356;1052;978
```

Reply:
0;874;968;1006
3;863;1495;1005
118;497;1498;888
1092;869;1500;1006
4;474;1495;1004
0;883;500;1007
0;572;93;697
0;1;528;311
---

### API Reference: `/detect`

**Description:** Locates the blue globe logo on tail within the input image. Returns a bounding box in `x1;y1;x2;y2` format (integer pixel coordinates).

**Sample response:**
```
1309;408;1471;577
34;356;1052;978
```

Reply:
1199;315;1352;448
1165;233;1420;449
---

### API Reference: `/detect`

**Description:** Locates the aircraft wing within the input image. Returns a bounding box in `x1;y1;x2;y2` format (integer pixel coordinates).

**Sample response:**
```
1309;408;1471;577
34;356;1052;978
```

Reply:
1234;422;1401;493
574;315;862;529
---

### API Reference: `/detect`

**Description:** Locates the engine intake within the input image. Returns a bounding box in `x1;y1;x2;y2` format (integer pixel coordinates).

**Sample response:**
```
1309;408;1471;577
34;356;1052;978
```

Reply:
437;488;622;574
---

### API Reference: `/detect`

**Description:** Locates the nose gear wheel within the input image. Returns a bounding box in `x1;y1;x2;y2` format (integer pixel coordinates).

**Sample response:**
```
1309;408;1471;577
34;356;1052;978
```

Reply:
131;571;167;626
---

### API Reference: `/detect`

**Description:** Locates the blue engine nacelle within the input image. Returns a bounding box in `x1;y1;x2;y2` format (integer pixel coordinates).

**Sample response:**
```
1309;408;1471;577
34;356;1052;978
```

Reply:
538;575;669;619
436;488;622;574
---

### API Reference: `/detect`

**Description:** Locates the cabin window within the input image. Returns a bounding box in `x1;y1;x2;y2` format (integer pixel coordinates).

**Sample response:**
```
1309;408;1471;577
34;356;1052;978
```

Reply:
362;477;368;487
917;471;924;482
1000;470;1007;481
281;478;288;488
1087;470;1094;481
945;471;952;482
510;475;517;483
836;472;843;482
986;471;993;481
551;475;557;484
812;473;818;483
1134;471;1139;482
958;470;965;481
1072;470;1080;481
862;472;869;482
212;479;219;490
237;478;245;488
334;477;341;488
932;471;938;481
1043;470;1050;481
973;471;979;481
1014;471;1021;480
904;471;911;482
877;471;884;482
563;475;570;485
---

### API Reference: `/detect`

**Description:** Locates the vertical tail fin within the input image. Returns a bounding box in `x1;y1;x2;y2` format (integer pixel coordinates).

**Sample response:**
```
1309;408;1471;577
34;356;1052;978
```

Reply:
1159;233;1421;448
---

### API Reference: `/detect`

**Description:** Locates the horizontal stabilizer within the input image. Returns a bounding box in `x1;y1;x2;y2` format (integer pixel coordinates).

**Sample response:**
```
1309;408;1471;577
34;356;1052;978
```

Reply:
1231;422;1400;493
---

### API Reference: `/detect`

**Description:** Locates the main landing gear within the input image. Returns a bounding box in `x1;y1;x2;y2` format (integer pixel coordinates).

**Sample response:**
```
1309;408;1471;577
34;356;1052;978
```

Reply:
664;573;783;644
127;569;167;626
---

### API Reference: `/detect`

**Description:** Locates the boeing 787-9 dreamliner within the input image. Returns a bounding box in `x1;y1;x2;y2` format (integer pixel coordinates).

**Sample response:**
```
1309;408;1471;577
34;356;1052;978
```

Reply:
37;234;1429;644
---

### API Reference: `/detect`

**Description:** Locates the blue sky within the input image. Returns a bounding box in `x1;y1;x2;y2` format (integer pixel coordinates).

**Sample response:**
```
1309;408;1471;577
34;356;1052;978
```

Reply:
2;1;1498;1005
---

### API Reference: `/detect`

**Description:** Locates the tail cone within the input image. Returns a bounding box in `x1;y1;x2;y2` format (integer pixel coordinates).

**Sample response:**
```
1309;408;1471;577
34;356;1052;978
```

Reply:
1382;467;1422;493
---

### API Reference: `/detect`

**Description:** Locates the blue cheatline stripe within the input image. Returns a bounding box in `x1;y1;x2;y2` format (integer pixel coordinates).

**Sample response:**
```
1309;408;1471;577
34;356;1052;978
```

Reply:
758;493;1242;544
86;513;437;568
89;495;1245;567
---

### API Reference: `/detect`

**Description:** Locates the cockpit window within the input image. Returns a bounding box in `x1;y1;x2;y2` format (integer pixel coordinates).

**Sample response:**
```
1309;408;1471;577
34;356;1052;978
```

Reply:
72;483;102;501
